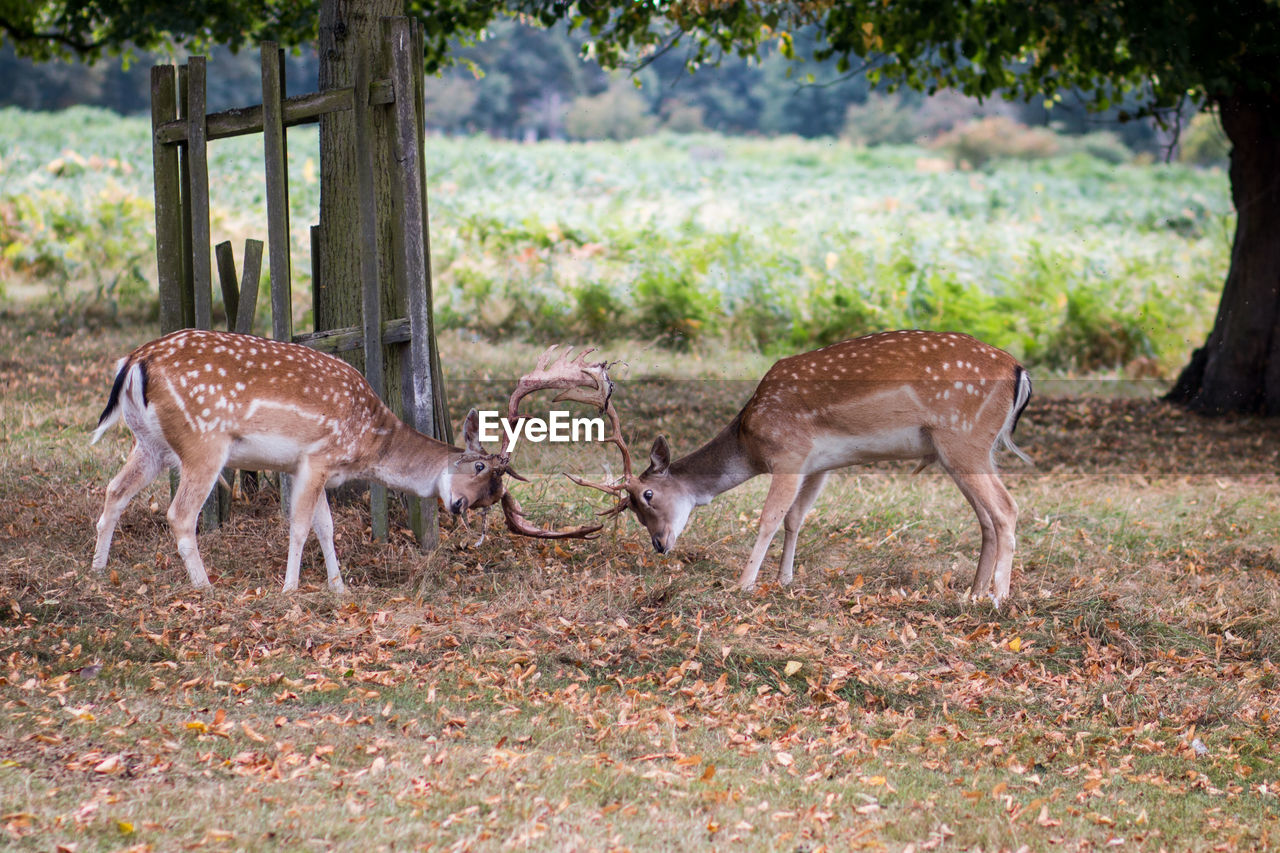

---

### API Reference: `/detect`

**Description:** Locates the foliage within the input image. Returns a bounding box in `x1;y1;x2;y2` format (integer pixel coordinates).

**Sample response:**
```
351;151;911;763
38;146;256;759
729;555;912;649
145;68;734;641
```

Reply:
1179;112;1231;167
544;1;1280;119
2;20;1172;151
0;108;1229;373
0;108;154;324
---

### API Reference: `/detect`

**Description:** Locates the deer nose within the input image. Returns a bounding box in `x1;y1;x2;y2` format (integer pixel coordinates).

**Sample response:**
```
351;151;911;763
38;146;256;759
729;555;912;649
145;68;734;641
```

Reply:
651;534;666;554
451;497;466;515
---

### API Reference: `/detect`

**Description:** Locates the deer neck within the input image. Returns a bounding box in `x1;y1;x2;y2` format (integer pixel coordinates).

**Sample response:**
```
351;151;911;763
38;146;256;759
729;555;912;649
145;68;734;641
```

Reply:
363;419;456;499
669;414;761;505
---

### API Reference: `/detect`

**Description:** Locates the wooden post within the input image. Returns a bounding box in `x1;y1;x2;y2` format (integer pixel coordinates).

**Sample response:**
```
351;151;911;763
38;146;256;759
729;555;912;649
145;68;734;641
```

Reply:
354;46;388;542
215;241;240;328
411;21;454;447
177;64;195;329
261;42;293;516
186;56;213;331
176;58;224;531
387;17;438;548
235;239;264;335
151;66;183;334
261;42;292;343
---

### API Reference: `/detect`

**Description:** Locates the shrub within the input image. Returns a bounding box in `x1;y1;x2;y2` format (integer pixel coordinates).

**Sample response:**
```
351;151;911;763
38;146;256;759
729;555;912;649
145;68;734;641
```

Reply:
931;116;1060;167
571;280;625;339
661;100;707;134
840;94;922;146
1178;112;1230;167
565;82;657;141
1062;130;1133;165
1041;288;1154;371
633;267;719;348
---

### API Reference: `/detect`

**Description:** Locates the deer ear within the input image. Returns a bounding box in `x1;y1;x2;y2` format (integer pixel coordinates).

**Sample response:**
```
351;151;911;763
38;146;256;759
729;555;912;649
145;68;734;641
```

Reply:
463;408;483;454
645;435;671;476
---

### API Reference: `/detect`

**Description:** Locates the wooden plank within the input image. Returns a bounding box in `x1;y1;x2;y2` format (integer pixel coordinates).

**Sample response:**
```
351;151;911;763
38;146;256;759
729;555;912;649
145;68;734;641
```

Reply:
354;45;387;542
388;18;433;440
215;241;239;330
262;43;292;344
229;238;264;503
150;65;184;334
260;44;293;520
184;56;221;532
209;239;238;518
235;239;264;335
186;56;213;331
413;22;453;446
310;224;321;325
387;17;437;548
292;317;411;354
154;79;394;145
177;64;195;329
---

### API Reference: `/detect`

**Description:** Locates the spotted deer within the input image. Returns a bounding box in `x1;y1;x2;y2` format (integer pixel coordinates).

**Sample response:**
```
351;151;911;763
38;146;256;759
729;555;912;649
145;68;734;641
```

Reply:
513;332;1032;603
91;329;599;592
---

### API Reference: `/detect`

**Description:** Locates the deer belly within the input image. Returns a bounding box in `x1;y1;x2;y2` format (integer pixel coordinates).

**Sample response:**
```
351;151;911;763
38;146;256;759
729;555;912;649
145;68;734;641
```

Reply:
226;433;310;471
805;426;929;471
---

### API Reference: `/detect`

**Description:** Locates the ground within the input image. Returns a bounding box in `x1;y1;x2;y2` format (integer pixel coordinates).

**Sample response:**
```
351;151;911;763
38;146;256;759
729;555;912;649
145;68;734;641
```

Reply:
2;318;1279;851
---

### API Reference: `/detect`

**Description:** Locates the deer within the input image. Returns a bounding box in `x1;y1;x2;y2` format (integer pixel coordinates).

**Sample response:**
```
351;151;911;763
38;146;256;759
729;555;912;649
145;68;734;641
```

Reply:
91;328;600;592
509;331;1032;604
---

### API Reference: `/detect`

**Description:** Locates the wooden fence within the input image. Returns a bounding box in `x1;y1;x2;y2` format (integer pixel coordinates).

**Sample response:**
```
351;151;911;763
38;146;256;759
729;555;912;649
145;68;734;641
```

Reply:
149;17;450;549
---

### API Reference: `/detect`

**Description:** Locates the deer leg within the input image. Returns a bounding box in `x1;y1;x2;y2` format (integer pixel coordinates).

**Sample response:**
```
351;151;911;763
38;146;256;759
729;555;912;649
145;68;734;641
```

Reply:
283;464;329;593
777;471;829;586
310;490;346;594
980;475;1018;601
93;444;165;572
166;447;229;589
935;445;1017;605
739;472;803;591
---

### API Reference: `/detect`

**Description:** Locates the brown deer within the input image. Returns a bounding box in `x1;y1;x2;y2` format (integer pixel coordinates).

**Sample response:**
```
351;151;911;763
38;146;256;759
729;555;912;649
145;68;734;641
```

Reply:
512;332;1032;603
91;329;599;592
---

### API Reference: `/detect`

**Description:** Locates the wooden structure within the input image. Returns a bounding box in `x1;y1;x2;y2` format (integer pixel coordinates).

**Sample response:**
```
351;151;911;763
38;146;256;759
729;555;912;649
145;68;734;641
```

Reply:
148;17;451;548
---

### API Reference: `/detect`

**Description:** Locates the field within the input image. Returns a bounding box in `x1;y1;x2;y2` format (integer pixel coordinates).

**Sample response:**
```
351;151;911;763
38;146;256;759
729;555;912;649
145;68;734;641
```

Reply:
0;106;1232;374
3;108;1279;851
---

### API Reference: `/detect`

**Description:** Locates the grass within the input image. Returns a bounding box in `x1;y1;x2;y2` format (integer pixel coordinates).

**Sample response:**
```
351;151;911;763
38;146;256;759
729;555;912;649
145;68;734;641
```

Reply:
2;318;1280;850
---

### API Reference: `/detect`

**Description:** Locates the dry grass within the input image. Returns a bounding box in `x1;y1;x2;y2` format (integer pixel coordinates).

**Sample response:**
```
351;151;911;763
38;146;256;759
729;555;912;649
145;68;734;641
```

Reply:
3;317;1280;851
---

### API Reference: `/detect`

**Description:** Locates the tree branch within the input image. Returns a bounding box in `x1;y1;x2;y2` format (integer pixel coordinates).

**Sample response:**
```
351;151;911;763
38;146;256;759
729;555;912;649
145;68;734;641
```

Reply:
793;55;885;91
619;26;687;74
0;14;109;55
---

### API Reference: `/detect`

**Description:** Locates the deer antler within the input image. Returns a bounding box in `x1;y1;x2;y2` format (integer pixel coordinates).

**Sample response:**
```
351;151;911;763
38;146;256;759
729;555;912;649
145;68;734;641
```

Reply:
507;346;633;483
507;345;634;520
500;491;603;539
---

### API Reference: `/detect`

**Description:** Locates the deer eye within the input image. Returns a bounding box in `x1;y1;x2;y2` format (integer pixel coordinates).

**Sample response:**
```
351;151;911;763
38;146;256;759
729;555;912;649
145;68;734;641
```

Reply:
642;489;653;503
474;462;486;474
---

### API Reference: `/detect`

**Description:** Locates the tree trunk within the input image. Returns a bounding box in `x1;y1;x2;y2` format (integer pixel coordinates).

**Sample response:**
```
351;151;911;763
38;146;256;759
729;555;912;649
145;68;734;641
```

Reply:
317;0;403;395
1167;91;1280;414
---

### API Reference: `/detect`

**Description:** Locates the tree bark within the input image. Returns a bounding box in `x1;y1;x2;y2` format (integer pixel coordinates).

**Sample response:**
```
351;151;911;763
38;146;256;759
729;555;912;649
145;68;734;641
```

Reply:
1167;91;1280;414
317;0;403;393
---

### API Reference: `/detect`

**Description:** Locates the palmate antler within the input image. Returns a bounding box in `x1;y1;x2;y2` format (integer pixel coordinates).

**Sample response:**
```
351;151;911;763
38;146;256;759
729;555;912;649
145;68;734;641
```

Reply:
508;346;633;518
499;491;604;539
